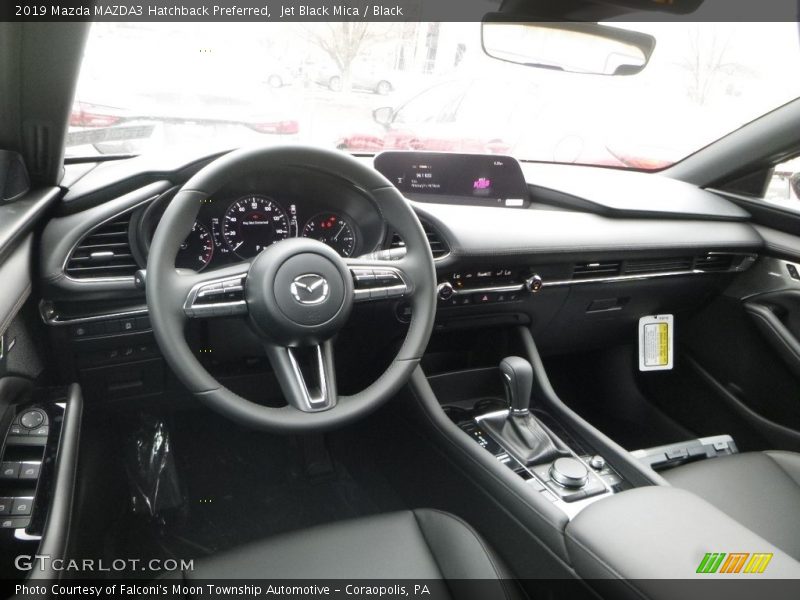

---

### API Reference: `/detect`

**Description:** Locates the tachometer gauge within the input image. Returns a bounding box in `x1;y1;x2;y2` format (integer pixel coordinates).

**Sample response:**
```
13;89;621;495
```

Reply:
176;221;214;271
302;213;356;257
223;195;290;259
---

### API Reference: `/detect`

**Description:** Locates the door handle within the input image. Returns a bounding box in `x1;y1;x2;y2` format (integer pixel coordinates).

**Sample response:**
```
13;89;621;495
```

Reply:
745;299;800;379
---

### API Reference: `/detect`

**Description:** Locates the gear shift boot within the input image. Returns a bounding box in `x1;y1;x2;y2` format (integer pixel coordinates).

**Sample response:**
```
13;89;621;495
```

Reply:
481;356;569;466
482;411;566;466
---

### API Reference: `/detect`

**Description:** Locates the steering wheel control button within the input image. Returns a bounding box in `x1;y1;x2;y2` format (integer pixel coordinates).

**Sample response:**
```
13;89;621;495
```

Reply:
352;266;409;302
186;276;248;318
374;269;401;285
369;286;389;300
549;457;589;489
352;268;376;283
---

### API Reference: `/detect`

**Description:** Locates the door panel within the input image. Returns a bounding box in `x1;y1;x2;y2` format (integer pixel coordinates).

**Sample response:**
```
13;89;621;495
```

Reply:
680;229;800;447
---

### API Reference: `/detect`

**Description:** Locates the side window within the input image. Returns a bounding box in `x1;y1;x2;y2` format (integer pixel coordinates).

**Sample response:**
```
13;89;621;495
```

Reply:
765;157;800;208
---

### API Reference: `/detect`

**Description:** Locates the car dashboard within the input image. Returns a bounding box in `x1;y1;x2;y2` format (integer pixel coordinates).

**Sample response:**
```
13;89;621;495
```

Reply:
36;149;764;402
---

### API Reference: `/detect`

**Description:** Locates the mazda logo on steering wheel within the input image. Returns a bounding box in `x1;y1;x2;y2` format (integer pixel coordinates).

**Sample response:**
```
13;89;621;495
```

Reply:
290;274;330;305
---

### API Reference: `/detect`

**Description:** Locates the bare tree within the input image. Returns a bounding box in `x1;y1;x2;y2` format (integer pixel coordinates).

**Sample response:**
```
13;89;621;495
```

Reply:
301;23;379;91
678;25;742;105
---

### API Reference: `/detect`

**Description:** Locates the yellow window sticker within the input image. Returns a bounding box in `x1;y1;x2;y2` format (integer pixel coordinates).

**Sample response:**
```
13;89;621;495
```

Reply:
638;315;674;371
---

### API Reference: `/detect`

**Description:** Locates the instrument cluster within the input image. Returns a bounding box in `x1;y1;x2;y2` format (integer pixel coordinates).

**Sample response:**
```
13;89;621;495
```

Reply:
143;169;385;272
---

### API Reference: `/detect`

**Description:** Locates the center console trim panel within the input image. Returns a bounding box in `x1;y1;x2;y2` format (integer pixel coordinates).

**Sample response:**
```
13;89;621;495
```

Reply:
474;409;613;520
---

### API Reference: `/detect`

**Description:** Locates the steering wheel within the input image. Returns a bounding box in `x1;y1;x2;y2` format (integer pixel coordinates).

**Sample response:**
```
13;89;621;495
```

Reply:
146;146;436;432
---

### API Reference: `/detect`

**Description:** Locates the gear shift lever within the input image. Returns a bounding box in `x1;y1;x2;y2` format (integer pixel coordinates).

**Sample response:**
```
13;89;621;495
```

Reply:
500;356;534;416
482;356;566;466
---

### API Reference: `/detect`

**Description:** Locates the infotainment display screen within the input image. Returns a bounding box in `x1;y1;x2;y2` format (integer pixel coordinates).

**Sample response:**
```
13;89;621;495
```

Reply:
374;152;528;207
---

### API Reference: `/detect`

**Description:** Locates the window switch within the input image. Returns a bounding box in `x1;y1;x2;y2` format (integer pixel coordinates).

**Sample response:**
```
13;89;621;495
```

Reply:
1;517;30;529
0;498;12;515
1;462;20;479
31;426;49;437
19;462;41;480
11;498;33;516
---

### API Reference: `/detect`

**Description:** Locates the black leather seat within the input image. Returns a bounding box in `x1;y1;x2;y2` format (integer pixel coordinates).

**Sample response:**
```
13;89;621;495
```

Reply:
172;509;521;598
663;451;800;560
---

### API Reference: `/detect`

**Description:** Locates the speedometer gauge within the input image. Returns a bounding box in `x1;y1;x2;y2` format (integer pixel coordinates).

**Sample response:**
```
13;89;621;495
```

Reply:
176;221;213;271
223;196;289;259
302;213;356;257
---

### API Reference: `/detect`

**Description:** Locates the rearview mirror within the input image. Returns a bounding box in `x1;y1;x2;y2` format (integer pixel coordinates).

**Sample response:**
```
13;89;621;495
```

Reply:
481;18;656;76
373;106;394;127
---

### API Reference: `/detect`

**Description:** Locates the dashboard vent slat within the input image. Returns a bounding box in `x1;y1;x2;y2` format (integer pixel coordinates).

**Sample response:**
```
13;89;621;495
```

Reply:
389;222;449;259
65;215;138;279
573;261;621;279
625;257;693;275
695;254;735;272
422;222;450;259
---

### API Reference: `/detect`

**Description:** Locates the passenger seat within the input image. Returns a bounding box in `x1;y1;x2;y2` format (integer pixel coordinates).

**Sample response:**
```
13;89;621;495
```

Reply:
663;451;800;560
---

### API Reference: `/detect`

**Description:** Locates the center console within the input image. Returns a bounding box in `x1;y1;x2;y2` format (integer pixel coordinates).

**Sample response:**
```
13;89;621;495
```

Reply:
438;355;626;519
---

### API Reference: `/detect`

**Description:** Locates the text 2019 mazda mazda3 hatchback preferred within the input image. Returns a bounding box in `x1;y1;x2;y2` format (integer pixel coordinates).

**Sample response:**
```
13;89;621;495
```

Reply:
2;2;800;599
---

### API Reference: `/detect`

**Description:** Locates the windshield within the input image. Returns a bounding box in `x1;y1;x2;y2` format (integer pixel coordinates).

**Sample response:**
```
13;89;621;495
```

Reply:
67;22;800;170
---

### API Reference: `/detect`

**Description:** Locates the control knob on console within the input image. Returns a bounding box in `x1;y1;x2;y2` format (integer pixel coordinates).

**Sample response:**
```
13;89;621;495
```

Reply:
549;457;589;489
589;455;606;471
525;274;543;294
437;281;455;301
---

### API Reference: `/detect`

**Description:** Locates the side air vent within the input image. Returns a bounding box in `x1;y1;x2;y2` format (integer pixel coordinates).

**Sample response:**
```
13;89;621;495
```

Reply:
573;261;621;279
695;253;735;272
422;221;450;259
625;256;693;275
389;222;450;259
65;214;138;279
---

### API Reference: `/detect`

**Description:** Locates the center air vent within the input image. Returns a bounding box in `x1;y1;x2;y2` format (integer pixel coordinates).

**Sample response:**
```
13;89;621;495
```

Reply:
573;261;621;279
625;257;693;275
65;214;138;279
695;254;735;272
389;221;450;259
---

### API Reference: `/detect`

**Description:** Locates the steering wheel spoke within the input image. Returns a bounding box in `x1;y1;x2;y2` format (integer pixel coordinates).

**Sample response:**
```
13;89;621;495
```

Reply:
181;262;251;319
265;341;337;412
346;258;413;303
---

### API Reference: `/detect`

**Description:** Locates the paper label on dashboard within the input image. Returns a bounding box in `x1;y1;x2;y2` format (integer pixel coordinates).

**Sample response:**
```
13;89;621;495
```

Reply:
638;315;674;371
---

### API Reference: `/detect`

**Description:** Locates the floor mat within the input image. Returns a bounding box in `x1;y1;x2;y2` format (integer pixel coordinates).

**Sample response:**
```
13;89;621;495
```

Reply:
115;409;405;562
